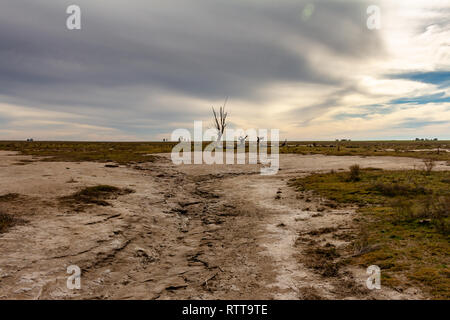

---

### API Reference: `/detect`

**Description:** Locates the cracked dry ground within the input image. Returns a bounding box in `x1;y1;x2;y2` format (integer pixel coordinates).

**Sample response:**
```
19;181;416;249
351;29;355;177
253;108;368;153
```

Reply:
0;151;435;299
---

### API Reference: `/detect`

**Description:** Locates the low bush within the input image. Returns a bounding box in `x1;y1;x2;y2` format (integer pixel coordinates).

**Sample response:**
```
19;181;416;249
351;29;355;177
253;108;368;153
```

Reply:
348;164;361;182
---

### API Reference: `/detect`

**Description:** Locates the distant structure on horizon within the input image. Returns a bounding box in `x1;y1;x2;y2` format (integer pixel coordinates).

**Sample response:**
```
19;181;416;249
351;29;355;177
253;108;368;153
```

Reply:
26;138;34;142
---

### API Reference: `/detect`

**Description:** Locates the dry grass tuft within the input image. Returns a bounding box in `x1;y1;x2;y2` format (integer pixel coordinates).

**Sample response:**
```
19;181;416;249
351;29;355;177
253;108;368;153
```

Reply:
0;211;24;234
291;169;450;298
304;243;341;277
348;164;361;182
60;185;135;207
0;193;20;202
423;158;436;175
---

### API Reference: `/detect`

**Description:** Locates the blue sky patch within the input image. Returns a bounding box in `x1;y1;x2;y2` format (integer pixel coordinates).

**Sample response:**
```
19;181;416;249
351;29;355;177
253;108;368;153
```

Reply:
390;92;450;105
389;71;450;88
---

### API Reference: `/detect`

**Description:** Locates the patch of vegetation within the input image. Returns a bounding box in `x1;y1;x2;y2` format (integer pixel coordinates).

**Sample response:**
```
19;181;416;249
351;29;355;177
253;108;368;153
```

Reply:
423;158;436;175
370;182;429;197
60;185;135;207
303;243;341;277
0;211;23;234
279;140;450;161
0;212;14;233
0;140;449;165
349;164;361;182
0;193;20;202
0;141;173;165
290;169;447;206
290;168;450;299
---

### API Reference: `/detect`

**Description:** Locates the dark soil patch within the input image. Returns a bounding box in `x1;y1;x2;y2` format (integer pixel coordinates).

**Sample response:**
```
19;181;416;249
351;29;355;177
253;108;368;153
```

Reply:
60;185;135;208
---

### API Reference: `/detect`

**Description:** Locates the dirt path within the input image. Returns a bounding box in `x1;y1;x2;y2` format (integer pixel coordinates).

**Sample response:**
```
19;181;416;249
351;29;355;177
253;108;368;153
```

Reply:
1;151;446;299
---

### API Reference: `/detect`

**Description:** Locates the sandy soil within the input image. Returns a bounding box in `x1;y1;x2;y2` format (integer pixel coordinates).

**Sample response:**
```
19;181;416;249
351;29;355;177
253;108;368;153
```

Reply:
0;151;447;299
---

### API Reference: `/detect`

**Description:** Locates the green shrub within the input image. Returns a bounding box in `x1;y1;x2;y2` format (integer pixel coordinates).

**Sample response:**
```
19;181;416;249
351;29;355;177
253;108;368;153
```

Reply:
348;164;361;182
420;195;450;235
371;182;428;197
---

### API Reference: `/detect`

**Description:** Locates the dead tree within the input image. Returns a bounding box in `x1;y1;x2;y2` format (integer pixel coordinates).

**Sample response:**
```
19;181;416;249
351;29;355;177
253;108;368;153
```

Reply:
212;97;228;142
238;135;248;146
423;158;436;175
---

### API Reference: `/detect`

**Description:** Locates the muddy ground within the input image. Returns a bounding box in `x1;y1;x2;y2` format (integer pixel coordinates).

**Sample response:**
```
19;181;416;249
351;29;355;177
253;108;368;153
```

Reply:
0;151;447;299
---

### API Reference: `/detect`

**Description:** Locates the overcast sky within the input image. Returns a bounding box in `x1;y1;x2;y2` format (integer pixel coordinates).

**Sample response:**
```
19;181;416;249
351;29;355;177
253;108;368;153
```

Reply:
0;0;449;141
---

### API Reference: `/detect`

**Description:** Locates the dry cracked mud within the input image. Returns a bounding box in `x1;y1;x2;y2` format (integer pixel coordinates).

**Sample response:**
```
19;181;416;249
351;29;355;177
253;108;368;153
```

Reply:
1;151;446;299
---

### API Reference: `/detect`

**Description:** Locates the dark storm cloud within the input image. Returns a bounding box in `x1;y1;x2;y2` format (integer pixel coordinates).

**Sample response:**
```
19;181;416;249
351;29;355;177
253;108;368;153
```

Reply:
0;0;383;138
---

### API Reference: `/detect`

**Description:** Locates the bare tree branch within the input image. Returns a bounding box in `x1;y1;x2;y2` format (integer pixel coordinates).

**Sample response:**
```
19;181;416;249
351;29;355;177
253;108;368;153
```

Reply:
212;97;228;141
